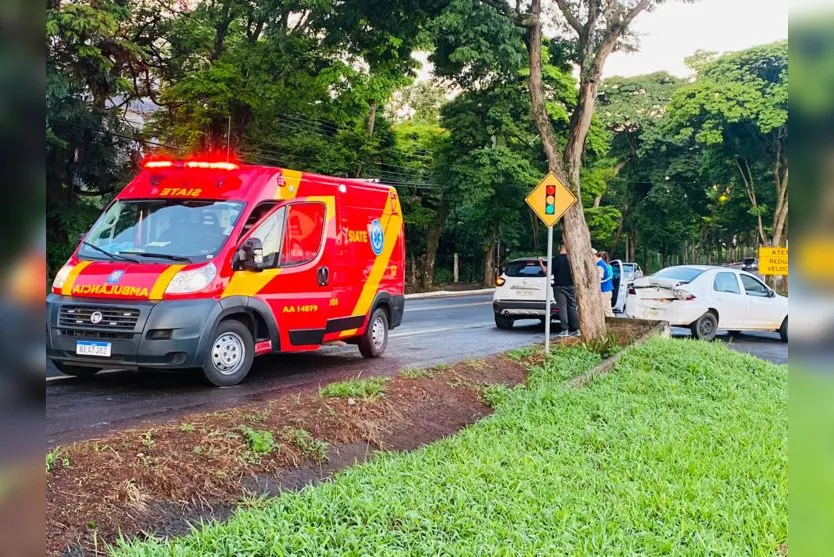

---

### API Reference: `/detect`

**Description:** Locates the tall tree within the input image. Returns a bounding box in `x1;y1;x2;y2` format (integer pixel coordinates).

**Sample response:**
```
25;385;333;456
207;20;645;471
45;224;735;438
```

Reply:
596;71;685;258
667;41;787;285
479;0;676;339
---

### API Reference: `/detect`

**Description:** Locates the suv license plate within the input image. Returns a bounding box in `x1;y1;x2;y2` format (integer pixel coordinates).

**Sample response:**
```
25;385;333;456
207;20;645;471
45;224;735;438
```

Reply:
76;341;112;357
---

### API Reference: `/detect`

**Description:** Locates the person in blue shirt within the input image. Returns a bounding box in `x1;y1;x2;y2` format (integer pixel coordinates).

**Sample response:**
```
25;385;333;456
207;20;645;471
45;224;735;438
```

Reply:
593;248;615;317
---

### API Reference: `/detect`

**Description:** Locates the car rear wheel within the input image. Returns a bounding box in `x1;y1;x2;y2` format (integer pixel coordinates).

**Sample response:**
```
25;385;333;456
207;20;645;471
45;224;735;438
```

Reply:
690;312;718;341
495;314;514;330
359;307;389;358
202;320;255;387
779;317;788;343
53;361;101;378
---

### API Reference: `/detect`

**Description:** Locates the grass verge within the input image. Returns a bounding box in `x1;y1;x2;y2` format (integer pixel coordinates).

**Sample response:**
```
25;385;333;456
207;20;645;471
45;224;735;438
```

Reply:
318;376;388;400
113;338;787;556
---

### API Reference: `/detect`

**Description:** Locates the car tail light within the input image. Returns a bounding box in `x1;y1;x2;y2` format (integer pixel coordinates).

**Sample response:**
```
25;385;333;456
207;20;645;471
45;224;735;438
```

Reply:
628;284;636;295
496;277;506;287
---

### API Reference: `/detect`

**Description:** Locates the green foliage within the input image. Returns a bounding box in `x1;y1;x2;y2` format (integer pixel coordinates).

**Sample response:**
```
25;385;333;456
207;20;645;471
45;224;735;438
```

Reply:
319;377;388;400
238;426;276;455
113;339;787;556
46;448;70;474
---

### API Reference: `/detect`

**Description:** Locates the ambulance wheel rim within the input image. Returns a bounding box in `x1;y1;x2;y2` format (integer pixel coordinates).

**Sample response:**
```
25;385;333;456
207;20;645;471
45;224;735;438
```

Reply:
371;316;386;349
212;332;245;375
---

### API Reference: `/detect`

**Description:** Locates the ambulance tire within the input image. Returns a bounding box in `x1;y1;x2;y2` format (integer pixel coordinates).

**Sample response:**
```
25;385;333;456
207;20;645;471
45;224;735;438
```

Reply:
202;319;255;387
359;307;388;358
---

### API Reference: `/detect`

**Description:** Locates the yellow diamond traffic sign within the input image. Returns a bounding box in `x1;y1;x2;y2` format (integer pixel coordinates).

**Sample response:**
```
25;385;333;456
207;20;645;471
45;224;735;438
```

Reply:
525;172;577;228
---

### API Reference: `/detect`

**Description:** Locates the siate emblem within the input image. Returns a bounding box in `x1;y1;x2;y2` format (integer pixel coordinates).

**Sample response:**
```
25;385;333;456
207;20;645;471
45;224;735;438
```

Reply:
369;219;384;256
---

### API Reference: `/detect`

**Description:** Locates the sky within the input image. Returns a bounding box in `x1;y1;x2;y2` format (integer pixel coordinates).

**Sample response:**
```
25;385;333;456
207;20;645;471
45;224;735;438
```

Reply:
603;0;788;79
415;0;789;82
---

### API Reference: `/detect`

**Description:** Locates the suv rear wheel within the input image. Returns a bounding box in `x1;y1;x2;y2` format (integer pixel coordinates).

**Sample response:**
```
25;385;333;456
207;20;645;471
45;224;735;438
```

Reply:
495;314;514;330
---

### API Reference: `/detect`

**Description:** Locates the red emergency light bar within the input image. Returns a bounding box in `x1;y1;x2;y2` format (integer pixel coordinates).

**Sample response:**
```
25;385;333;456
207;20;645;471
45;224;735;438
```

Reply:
143;159;239;171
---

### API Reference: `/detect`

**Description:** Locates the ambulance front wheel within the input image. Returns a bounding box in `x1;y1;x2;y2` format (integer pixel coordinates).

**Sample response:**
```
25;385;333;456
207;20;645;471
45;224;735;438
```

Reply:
202;319;255;387
359;307;388;358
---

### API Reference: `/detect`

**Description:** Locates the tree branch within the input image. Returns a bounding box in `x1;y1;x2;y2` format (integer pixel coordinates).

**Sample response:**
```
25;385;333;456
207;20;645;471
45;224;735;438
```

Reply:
481;0;536;27
623;0;651;25
553;0;582;33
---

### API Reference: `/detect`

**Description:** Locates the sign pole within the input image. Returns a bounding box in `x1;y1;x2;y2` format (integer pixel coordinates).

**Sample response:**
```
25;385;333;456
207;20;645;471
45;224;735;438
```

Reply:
524;171;577;356
544;224;553;354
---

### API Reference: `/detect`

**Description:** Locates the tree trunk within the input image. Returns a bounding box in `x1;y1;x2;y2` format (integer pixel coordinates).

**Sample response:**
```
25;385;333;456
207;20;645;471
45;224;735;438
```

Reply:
526;0;605;339
410;253;418;287
420;211;446;291
736;157;767;245
483;242;495;286
366;100;378;137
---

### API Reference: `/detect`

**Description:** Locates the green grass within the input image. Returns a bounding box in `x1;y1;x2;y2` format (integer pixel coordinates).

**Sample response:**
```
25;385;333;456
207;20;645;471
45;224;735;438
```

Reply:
46;447;70;474
282;427;330;463
113;338;787;556
318;376;388;400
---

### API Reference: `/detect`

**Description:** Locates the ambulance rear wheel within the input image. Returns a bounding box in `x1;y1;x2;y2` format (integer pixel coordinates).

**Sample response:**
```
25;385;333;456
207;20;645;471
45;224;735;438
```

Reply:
359;308;388;358
202;320;254;387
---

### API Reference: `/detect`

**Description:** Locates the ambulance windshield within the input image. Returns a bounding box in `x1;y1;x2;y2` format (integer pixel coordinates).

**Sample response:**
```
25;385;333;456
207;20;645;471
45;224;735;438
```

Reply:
79;199;245;263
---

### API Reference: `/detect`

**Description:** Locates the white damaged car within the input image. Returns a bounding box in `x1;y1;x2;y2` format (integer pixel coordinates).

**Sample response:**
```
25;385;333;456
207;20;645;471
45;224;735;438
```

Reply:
625;265;788;342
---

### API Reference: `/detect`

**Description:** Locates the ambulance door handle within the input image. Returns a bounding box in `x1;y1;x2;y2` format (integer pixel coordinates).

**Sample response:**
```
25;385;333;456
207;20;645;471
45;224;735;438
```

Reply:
317;266;329;287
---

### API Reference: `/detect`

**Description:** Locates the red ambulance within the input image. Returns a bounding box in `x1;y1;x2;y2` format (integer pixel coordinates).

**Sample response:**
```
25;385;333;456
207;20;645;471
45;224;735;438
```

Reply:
46;157;406;386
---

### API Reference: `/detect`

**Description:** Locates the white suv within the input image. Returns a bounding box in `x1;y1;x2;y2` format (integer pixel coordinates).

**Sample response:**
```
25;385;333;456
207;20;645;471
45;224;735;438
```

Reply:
494;256;633;328
492;258;557;329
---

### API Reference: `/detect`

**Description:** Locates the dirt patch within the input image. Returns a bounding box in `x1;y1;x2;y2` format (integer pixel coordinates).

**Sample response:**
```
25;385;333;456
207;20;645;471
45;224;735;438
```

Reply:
46;355;528;556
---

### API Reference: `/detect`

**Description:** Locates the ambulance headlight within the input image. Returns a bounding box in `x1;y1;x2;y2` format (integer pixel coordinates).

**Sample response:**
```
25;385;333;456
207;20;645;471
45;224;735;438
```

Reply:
52;264;74;290
165;263;217;294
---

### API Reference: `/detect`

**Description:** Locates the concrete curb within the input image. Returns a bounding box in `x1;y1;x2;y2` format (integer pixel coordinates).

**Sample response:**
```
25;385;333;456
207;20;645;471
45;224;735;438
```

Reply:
405;289;495;301
565;319;670;389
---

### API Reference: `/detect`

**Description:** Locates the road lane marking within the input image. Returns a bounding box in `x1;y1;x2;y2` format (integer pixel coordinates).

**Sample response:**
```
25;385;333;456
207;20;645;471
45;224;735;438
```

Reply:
390;322;495;338
405;301;491;312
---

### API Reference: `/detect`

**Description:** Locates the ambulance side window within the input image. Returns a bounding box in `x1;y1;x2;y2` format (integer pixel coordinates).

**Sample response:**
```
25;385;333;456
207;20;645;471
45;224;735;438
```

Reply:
248;207;286;269
280;203;326;267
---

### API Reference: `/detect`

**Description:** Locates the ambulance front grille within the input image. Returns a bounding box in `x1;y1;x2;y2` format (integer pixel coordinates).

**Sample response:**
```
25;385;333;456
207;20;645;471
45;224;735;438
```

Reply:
58;305;140;332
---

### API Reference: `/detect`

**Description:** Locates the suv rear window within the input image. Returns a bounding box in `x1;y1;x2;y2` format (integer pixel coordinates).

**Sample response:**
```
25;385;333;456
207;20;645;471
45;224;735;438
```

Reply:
652;266;707;284
503;260;545;277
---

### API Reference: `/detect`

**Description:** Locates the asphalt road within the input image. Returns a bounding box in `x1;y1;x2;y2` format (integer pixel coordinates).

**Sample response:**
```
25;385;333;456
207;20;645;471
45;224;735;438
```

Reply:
46;293;787;447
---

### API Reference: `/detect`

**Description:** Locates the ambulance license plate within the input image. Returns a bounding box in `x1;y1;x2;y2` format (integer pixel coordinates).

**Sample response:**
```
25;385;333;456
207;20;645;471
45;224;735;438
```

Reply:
76;341;111;357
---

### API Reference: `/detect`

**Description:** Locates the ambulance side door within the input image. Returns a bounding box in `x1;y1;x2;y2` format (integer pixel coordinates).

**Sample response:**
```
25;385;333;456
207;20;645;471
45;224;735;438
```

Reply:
272;200;333;347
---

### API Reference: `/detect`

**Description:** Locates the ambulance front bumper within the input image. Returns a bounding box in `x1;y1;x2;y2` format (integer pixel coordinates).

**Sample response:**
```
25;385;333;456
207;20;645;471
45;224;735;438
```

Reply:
46;294;220;370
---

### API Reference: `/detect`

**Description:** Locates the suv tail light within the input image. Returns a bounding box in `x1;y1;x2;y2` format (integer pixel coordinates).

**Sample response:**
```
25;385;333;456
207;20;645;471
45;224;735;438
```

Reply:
628;283;636;295
496;277;506;287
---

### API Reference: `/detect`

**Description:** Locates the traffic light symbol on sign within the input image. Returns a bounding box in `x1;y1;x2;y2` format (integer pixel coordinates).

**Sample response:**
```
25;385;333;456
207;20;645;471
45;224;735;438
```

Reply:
545;185;556;215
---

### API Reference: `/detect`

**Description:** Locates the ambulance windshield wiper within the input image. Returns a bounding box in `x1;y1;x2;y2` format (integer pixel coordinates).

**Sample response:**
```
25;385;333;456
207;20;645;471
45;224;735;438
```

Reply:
120;251;192;262
82;241;140;263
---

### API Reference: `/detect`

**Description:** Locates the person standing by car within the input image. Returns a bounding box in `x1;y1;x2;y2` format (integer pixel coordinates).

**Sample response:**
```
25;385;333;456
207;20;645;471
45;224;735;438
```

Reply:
539;244;580;336
594;249;615;317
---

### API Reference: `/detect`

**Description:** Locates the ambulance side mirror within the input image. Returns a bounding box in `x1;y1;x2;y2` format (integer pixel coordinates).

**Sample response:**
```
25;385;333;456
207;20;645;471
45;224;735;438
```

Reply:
236;238;265;272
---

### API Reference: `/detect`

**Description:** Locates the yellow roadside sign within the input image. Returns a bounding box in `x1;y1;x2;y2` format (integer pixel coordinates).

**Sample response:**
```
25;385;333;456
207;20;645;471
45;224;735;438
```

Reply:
525;172;577;228
758;247;788;276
